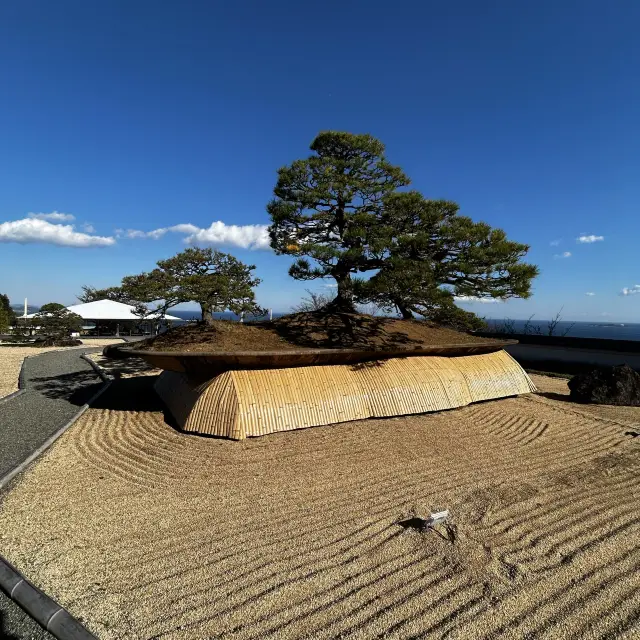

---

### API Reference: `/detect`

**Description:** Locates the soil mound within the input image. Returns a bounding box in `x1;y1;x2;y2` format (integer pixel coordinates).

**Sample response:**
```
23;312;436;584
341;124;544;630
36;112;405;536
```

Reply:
569;364;640;406
139;310;497;353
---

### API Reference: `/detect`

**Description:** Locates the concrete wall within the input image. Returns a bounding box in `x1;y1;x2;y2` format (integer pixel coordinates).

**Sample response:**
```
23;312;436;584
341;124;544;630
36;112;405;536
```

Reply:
504;343;640;373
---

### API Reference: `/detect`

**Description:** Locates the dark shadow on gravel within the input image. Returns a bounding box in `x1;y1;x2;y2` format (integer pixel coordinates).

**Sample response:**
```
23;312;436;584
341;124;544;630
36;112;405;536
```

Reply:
29;370;103;405
101;358;158;378
90;376;164;412
536;391;572;403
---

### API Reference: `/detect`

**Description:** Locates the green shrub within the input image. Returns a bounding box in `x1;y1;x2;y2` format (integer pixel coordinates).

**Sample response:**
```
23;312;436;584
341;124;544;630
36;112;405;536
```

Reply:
425;302;487;333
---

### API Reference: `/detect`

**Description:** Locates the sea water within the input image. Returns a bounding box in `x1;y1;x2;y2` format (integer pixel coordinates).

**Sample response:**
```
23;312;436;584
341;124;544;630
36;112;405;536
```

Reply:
484;319;640;341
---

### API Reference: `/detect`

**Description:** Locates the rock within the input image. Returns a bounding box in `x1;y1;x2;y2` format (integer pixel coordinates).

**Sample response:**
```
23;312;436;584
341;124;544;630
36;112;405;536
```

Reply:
568;364;640;406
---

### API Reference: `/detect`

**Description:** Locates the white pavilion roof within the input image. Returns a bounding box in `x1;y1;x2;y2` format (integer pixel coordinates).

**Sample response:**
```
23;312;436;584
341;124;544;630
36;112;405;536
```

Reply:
25;299;182;321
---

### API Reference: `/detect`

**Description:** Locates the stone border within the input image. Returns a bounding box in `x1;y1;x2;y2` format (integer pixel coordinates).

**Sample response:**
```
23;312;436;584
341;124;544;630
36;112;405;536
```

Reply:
80;353;113;383
0;388;26;404
0;557;96;639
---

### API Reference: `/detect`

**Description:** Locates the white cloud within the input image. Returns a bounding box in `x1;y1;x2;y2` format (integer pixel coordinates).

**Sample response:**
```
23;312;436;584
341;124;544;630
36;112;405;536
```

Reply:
124;221;270;250
0;218;115;247
621;285;640;296
554;251;572;259
124;224;200;240
125;229;148;239
27;211;75;222
168;223;200;235
184;222;270;249
585;292;596;296
454;296;503;304
577;234;604;244
550;239;561;246
81;223;96;233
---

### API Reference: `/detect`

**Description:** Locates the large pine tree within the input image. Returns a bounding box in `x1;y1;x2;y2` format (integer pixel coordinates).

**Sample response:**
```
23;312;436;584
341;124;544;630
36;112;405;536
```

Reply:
268;131;409;309
268;131;538;316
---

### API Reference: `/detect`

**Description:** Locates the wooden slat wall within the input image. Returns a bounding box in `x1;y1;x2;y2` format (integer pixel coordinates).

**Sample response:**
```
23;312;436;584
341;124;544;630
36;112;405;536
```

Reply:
457;350;537;403
186;372;240;438
232;366;368;437
355;357;473;418
158;350;537;439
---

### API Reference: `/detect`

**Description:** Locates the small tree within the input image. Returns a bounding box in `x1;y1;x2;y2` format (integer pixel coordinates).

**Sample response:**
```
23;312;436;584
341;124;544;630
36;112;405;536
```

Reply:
0;306;9;333
291;289;334;313
119;247;262;322
38;302;66;313
34;304;83;339
423;298;487;332
0;293;16;326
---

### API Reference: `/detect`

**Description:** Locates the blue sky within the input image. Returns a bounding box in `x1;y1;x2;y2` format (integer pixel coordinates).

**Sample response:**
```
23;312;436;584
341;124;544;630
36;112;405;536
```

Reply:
1;1;639;320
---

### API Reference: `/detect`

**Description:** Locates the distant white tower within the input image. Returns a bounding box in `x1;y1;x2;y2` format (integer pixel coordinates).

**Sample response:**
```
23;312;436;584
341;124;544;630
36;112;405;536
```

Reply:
24;298;28;318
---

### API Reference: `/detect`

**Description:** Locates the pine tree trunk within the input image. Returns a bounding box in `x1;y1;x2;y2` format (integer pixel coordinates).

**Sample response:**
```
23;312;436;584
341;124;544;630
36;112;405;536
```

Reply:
397;303;413;320
201;305;213;324
333;274;356;312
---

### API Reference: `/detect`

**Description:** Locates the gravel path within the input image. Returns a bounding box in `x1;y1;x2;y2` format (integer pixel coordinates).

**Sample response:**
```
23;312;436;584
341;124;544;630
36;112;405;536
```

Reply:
0;340;121;400
0;347;104;638
0;348;103;480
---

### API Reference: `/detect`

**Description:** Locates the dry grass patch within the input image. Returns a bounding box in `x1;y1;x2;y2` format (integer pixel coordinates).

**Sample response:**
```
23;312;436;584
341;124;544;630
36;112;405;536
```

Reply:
0;375;639;639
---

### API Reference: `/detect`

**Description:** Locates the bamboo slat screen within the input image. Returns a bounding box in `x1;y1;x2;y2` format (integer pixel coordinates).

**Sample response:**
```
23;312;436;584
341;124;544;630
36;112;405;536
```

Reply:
155;350;537;439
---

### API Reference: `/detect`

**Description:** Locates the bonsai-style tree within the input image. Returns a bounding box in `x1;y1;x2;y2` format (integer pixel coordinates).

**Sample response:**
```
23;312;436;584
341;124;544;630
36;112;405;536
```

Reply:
117;247;262;322
359;191;538;319
34;303;83;340
38;302;67;313
77;285;138;304
268;131;409;310
269;131;538;317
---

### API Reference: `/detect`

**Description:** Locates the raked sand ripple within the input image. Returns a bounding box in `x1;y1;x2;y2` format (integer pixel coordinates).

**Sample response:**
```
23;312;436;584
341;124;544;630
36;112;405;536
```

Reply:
0;374;638;639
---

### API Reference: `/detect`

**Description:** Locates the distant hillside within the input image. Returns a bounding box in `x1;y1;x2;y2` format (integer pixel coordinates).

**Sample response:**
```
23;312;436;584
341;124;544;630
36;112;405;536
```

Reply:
10;304;40;315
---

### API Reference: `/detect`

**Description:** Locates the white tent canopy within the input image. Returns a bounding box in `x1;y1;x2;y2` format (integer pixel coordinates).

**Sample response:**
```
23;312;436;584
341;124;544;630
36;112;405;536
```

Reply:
25;299;182;321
